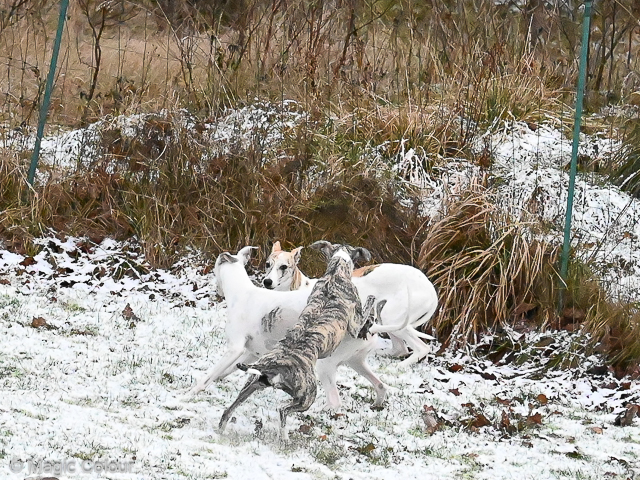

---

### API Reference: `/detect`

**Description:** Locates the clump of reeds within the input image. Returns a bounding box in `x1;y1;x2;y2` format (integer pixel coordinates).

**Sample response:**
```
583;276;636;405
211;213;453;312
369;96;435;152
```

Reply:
417;185;640;375
0;110;426;269
417;186;560;344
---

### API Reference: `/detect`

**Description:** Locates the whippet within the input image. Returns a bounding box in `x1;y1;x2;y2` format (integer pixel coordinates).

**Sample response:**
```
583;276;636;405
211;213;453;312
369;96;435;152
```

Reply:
187;246;405;409
263;240;439;366
219;243;384;432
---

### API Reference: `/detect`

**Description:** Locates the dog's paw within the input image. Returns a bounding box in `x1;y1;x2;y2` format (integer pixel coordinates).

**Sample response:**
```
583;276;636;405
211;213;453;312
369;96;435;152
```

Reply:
398;354;424;368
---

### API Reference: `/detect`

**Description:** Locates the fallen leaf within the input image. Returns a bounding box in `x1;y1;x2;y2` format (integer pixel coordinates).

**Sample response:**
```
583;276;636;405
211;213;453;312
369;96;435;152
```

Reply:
480;372;497;381
298;424;313;434
421;406;441;435
19;256;36;267
31;317;55;329
471;414;491;429
535;337;554;348
499;411;511;431
587;365;609;376
449;364;463;372
0;279;9;285
355;443;375;455
588;426;603;434
537;394;548;405
527;412;543;425
449;388;461;396
122;303;140;321
495;397;511;406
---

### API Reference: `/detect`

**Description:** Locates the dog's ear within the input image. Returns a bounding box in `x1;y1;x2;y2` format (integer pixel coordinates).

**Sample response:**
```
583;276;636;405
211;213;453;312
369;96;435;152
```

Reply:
309;240;334;260
375;299;387;321
350;247;371;265
218;252;239;265
271;241;282;254
237;246;258;265
291;246;303;265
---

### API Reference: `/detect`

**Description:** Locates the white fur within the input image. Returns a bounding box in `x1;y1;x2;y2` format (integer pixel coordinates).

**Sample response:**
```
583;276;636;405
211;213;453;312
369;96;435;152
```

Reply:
263;242;439;366
186;246;392;409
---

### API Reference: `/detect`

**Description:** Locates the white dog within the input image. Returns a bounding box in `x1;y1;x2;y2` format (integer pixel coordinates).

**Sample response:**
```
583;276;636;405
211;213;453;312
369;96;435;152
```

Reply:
263;241;438;366
187;246;406;409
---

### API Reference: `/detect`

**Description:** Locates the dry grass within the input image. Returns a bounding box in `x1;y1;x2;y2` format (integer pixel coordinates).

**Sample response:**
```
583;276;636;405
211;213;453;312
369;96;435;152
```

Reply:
0;111;425;269
417;186;640;373
417;186;560;343
4;0;629;129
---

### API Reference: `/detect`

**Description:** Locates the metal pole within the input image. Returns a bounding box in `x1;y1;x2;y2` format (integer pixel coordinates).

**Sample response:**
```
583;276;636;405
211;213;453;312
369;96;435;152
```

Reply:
27;0;70;186
559;0;593;304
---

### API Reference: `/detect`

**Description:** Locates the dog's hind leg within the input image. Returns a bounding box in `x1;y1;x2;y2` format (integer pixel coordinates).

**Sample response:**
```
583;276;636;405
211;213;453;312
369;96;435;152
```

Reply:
316;361;342;410
345;351;388;407
219;375;266;432
397;327;431;367
187;346;246;397
279;392;316;430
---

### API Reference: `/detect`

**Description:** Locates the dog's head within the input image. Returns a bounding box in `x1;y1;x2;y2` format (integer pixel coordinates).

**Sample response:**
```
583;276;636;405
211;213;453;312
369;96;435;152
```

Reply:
310;240;371;265
262;241;303;290
214;246;257;296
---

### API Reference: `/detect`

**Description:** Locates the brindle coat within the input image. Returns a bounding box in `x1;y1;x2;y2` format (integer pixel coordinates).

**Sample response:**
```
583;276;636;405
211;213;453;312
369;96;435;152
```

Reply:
219;244;375;431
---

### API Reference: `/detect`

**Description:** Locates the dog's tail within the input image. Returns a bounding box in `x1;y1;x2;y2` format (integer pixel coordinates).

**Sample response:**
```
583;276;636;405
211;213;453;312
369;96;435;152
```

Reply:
408;303;438;340
237;363;264;377
219;373;266;433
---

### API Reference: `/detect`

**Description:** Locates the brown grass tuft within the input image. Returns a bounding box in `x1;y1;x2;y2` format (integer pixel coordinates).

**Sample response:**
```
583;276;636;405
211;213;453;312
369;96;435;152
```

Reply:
418;186;561;343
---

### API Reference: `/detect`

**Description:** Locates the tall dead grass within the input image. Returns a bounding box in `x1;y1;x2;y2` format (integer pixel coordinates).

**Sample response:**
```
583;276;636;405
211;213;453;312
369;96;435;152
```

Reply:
0;111;425;269
418;186;560;343
417;186;640;374
3;0;626;130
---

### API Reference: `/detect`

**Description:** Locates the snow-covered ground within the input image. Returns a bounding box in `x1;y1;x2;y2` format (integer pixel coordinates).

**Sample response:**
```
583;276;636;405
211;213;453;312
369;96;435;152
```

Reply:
1;237;639;480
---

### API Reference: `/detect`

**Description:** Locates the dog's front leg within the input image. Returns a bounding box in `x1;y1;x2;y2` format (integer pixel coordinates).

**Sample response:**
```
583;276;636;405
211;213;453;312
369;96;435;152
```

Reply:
186;346;246;397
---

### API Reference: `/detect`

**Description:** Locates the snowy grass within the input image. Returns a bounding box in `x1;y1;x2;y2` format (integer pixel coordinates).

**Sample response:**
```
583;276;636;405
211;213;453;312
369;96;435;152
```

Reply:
1;237;638;479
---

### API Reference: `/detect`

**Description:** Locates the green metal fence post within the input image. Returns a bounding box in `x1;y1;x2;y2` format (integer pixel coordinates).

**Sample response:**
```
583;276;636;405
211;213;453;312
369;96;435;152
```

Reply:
559;0;593;305
27;0;70;186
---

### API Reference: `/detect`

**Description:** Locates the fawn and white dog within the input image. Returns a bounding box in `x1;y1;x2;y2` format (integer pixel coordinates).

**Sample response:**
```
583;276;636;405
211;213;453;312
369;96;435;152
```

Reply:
220;243;384;432
188;246;405;410
263;240;438;366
